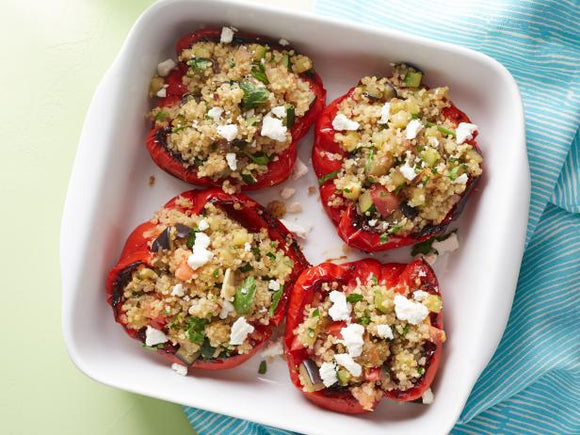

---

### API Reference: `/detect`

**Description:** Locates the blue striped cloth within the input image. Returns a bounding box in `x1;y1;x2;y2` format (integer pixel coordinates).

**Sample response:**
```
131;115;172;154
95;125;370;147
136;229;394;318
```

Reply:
184;1;580;433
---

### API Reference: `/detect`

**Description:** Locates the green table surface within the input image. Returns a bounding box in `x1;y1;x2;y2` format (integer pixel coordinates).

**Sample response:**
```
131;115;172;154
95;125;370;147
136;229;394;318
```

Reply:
0;0;312;433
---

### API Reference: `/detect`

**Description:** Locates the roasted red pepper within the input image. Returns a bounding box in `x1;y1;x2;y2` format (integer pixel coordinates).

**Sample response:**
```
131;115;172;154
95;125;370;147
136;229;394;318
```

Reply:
147;28;326;190
284;258;443;413
313;85;481;252
106;188;309;370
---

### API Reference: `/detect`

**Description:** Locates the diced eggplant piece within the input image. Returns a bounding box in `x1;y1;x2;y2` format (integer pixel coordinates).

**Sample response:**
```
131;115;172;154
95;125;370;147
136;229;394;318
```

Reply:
400;203;419;219
383;83;398;100
175;348;200;365
175;223;193;238
300;359;324;391
151;227;171;252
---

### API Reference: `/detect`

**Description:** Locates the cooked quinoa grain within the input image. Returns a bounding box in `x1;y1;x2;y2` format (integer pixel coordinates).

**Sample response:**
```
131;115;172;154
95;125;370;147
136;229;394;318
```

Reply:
149;31;317;192
294;274;445;411
326;64;483;237
117;200;294;364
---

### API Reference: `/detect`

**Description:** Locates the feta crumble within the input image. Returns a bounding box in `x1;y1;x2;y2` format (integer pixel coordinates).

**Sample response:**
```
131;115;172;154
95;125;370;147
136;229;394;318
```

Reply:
197;219;209;231
328;290;351;321
406;119;423;140
278;38;290;46
268;280;281;291
422;388;435;404
340;323;365;357
220;26;235;44
280;187;296;199
145;326;168;346
319;361;338;387
156;86;168;98
399;162;417;181
292;158;308;180
219;300;235;319
171;283;185;297
261;115;287;142
217;124;238;142
187;232;214;269
244;242;252;252
171;363;188;376
157;58;176;77
225;152;238;171
332;114;360;131
453;173;468;184
413;290;429;301
261;340;284;360
378;102;391;125
207;107;224;121
394;294;429;325
270;105;287;118
334;353;362;377
376;324;394;340
229;316;255;345
456;122;478;144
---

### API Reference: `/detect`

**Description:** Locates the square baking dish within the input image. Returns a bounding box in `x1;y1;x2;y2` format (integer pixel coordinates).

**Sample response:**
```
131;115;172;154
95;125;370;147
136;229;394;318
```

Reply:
61;0;529;433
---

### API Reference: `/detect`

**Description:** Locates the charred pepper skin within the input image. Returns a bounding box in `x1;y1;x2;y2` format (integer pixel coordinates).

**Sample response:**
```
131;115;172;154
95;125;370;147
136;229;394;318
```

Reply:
284;258;444;413
147;28;326;190
107;188;310;370
313;86;482;252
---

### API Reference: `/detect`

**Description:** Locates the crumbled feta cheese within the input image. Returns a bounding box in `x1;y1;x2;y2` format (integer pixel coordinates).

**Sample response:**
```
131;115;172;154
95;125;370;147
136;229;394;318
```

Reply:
332;114;360;131
268;280;281;291
145;326;168;346
229;316;255;345
261;115;287;142
399;162;417;181
261;340;284;360
456;122;478;144
376;324;394;340
270;105;287;118
292;158;308;180
422;252;438;265
394;294;429;325
156;86;167;98
287;202;303;213
422;388;435;404
157;58;176;77
219;300;235;319
207;107;224;121
319;361;338;387
413;290;429;301
406;119;423;140
187;232;213;269
368;219;378;227
198;219;209;231
171;363;188;376
453;173;468;185
244;242;252;252
418;270;427;278
429;137;439;147
280;187;296;200
432;233;459;254
225;152;238;171
328;290;351;321
217;124;238;142
378;102;391;125
280;219;310;239
278;38;290;46
334;353;362;377
171;283;185;297
340;323;365;357
220;26;235;44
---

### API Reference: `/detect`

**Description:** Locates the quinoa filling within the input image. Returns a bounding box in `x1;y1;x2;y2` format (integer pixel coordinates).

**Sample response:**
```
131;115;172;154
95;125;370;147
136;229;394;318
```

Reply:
294;274;445;411
118;198;294;364
150;33;316;192
325;64;483;238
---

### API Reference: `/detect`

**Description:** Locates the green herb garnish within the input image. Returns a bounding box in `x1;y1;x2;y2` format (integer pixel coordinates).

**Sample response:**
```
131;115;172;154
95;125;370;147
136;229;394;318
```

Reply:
239;81;270;109
247;152;270;166
266;252;277;261
285;104;295;127
365;149;375;173
388;224;403;235
394;184;406;195
186;231;197;249
346;293;363;303
370;274;378;285
359;314;371;325
213;269;220;279
200;339;216;360
411;113;420;119
154;110;169;122
186;317;207;344
400;324;410;337
239;263;253;273
312;308;320;317
269;285;284;316
449;165;465;181
318;170;340;186
234;276;257;314
380;233;389;244
251;63;269;85
241;172;257;184
258;360;268;374
187;57;213;71
281;54;291;71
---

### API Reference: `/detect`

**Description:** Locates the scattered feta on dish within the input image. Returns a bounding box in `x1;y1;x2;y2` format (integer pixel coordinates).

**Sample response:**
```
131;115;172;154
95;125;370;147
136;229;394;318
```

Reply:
292;158;308;180
280;187;296;199
171;363;188;376
157;58;176;77
220;26;235;44
422;388;435;404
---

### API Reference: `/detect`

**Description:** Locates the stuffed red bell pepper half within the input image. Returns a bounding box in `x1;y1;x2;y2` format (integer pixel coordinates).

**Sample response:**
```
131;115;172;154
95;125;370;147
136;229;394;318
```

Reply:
285;258;445;413
313;64;483;251
106;188;309;371
147;27;325;192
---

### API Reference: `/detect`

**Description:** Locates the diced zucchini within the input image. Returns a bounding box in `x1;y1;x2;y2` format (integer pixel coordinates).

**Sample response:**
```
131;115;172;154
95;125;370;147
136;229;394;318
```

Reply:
465;149;483;164
423;294;442;313
292;55;312;73
404;71;423;88
389;111;411;129
149;77;165;97
358;191;374;213
137;268;158;280
337;368;351;386
374;289;388;313
339;131;360;152
253;45;268;61
421;148;440;167
390;169;405;187
343;181;362;200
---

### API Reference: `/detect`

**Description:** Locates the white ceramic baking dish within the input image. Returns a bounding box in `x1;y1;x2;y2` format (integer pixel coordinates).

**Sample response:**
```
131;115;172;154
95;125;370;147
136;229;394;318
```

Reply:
61;0;529;433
